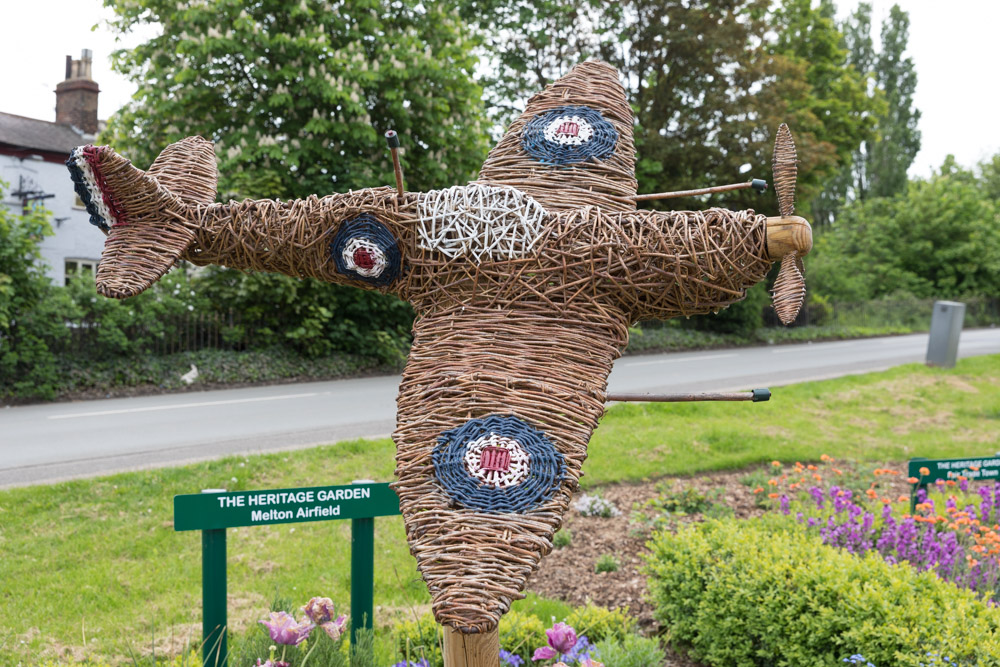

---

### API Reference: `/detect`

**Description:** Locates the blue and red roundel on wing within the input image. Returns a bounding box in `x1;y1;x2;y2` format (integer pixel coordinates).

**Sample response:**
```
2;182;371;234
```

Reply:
329;214;402;286
433;414;565;513
521;105;618;166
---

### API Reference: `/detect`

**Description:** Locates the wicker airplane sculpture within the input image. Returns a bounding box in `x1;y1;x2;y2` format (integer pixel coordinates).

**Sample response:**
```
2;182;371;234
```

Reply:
67;61;811;647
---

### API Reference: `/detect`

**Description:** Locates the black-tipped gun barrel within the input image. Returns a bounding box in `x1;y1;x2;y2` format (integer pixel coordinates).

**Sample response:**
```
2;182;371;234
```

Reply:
384;129;405;198
606;389;771;403
751;178;767;193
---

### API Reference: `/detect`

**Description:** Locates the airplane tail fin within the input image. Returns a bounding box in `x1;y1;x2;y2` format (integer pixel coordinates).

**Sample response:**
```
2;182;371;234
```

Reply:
66;137;217;299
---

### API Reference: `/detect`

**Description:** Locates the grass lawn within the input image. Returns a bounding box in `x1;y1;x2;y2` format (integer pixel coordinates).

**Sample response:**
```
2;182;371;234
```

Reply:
1;355;998;663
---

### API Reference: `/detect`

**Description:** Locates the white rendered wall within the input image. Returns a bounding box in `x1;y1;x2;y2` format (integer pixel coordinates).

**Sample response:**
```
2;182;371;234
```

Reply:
1;153;106;286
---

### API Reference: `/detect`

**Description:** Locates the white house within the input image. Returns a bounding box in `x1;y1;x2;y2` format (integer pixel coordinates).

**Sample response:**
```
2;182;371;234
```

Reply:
0;50;107;286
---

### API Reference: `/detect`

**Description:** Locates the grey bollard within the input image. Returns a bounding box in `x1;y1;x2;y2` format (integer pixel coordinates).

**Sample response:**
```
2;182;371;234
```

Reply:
926;300;966;368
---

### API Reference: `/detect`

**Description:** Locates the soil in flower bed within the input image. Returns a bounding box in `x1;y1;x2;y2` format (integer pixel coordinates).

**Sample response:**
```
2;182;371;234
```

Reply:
526;462;917;667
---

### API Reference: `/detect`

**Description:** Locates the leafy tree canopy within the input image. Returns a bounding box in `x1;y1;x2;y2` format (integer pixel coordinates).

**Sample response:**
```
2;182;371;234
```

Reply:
101;0;494;349
461;0;880;220
809;157;1000;301
103;0;489;199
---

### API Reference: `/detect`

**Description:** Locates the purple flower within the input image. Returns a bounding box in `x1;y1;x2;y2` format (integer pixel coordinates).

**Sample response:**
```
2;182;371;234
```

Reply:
532;646;557;661
545;623;578;654
391;660;429;667
301;597;337;625
501;648;526;666
320;614;349;641
259;611;313;646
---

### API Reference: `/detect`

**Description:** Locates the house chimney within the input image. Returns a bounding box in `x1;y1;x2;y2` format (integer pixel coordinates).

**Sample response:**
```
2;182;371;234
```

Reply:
55;49;100;136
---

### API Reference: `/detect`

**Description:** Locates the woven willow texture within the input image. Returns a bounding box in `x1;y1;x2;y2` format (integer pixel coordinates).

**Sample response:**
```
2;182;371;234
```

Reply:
73;61;780;633
477;61;638;212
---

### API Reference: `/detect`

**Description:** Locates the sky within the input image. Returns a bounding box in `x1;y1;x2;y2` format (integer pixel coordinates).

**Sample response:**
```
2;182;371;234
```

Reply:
1;0;997;178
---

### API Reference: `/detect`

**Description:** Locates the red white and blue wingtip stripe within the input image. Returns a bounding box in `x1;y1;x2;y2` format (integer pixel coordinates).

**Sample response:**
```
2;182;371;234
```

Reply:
66;145;122;233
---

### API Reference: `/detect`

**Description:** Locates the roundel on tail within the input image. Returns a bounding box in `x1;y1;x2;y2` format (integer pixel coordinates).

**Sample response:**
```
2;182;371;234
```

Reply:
521;105;618;166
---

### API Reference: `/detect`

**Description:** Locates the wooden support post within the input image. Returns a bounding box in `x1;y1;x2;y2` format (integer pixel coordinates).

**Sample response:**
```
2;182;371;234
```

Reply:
443;626;500;667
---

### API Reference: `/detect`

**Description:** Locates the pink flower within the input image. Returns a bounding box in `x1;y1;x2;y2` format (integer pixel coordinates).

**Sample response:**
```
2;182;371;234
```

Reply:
579;658;605;667
532;646;557;661
259;611;313;646
301;597;337;625
320;614;349;641
545;623;577;654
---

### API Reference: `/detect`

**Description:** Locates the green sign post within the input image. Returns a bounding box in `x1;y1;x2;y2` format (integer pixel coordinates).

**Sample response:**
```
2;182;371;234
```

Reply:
908;454;1000;512
174;481;401;666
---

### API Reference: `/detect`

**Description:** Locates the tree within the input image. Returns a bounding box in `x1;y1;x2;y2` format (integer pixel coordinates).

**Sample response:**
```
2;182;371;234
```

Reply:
102;0;492;354
821;2;920;216
866;4;921;198
457;0;608;132
103;0;489;199
0;183;78;400
809;161;1000;302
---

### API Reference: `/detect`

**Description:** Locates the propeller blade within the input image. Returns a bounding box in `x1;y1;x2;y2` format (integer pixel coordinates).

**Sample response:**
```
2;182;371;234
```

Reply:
773;123;797;217
772;250;806;325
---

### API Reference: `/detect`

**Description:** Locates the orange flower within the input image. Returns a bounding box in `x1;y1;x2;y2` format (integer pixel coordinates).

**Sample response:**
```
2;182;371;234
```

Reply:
771;460;782;468
881;498;892;504
753;487;763;494
946;480;957;487
907;477;919;484
768;479;778;486
807;464;818;471
813;473;822;481
832;468;843;475
897;495;909;503
958;476;968;482
768;493;779;499
919;466;930;476
820;454;833;462
971;465;981;471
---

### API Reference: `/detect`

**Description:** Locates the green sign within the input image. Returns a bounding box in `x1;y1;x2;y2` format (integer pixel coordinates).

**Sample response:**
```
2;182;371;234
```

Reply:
174;482;400;531
908;456;1000;484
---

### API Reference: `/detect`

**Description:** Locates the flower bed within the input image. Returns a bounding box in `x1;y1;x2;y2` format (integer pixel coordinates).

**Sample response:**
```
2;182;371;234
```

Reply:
758;458;1000;601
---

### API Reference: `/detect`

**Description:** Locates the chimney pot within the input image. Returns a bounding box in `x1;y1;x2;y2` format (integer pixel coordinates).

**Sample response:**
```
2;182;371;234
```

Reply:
55;49;100;135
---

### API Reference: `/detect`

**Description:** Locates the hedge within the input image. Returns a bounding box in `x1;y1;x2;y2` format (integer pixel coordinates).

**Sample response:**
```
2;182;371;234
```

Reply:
646;517;1000;666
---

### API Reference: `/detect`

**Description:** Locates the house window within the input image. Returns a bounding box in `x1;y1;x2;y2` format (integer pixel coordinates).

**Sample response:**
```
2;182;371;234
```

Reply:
65;258;98;285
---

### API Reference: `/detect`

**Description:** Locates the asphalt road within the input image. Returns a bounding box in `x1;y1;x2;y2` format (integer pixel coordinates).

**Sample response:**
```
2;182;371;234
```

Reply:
2;329;997;488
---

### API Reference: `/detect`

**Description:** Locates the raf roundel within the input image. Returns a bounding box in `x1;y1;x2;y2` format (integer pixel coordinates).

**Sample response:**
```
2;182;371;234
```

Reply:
521;105;618;166
329;214;402;287
432;414;565;513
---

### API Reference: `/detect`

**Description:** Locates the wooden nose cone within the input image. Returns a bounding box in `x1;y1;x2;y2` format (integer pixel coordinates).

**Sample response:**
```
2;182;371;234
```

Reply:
765;215;812;260
477;61;637;212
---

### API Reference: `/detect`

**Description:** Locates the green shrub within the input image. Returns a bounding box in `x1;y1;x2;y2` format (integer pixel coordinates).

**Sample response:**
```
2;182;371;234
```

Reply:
393;611;443;666
684;282;769;337
594;554;620;573
564;604;636;644
592;635;666;667
646;517;1000;666
0;186;77;400
553;528;572;549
